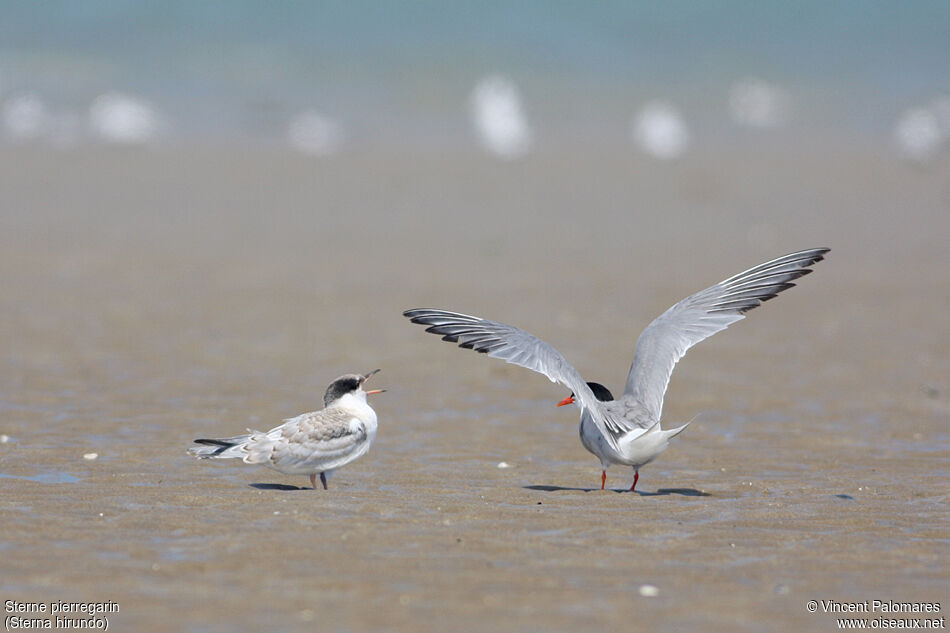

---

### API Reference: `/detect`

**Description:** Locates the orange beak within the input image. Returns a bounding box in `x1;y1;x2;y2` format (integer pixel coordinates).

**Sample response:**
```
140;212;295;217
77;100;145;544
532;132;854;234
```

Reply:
362;369;385;396
556;395;575;407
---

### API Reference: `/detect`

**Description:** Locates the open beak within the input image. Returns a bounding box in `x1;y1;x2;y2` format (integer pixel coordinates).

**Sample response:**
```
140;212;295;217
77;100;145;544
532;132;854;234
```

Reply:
556;395;574;407
361;369;385;396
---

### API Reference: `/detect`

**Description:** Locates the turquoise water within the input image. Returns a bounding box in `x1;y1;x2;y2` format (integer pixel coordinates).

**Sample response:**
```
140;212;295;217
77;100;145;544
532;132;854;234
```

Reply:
1;1;949;141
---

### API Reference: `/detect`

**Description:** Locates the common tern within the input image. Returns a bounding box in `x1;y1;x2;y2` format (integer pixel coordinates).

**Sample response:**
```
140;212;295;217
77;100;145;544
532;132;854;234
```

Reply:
188;370;385;490
404;248;828;491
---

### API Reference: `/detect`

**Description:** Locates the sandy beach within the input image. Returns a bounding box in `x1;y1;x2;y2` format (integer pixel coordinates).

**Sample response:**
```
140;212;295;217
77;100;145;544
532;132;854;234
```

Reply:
0;141;947;632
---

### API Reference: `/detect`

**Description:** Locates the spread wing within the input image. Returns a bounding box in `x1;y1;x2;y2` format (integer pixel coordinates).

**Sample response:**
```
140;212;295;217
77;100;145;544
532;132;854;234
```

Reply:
624;247;829;420
403;309;630;444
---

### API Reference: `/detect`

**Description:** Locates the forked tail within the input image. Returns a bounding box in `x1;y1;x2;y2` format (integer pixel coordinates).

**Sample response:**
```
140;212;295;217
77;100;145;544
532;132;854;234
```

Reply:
664;421;690;439
660;412;699;440
188;434;249;459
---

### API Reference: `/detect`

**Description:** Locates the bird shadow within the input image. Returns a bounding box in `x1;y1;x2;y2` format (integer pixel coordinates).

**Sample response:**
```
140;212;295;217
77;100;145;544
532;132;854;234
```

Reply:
249;483;314;491
523;484;711;497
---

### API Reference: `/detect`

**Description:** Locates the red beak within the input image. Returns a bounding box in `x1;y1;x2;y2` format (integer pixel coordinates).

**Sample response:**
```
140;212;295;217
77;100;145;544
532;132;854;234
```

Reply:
556;396;575;407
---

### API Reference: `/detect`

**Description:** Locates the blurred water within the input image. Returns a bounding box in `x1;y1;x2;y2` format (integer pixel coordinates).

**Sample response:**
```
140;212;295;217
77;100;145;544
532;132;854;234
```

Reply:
1;118;947;633
0;472;81;484
1;1;949;145
1;6;948;632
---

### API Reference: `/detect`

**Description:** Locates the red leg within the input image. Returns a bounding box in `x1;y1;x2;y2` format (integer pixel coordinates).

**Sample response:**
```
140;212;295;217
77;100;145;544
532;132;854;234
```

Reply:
319;472;328;490
310;473;317;490
629;470;639;492
601;470;606;490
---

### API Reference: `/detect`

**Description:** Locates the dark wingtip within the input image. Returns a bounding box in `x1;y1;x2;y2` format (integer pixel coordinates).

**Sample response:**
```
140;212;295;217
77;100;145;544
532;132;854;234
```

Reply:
192;438;235;456
804;247;830;265
403;308;425;323
404;308;438;320
193;438;231;447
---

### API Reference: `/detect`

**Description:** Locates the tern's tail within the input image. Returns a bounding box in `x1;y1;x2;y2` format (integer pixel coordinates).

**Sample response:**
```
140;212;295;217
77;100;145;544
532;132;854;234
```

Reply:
664;421;690;440
188;434;250;459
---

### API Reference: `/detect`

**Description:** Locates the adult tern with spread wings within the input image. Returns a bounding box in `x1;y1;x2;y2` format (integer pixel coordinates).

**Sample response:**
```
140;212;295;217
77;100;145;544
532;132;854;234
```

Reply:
404;248;828;491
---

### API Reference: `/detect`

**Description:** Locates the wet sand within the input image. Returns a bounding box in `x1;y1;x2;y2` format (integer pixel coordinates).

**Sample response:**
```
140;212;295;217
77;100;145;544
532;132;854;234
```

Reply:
1;143;947;632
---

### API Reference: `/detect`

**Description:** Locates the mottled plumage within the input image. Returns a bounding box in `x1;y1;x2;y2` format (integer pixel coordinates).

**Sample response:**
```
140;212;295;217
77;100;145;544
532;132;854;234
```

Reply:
189;370;384;489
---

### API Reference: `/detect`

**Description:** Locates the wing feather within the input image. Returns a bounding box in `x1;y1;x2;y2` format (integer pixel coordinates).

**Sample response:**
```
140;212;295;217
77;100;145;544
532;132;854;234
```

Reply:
403;309;628;443
623;248;829;420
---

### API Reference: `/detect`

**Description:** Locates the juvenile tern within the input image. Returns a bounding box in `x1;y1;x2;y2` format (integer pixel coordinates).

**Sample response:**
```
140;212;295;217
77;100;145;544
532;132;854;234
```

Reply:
188;370;385;490
404;248;828;491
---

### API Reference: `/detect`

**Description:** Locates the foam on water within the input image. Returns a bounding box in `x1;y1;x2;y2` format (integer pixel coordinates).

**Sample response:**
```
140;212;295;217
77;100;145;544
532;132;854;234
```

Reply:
0;2;947;148
89;92;163;144
1;92;48;141
470;75;533;159
893;96;950;162
287;110;346;156
728;78;790;129
630;101;689;160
